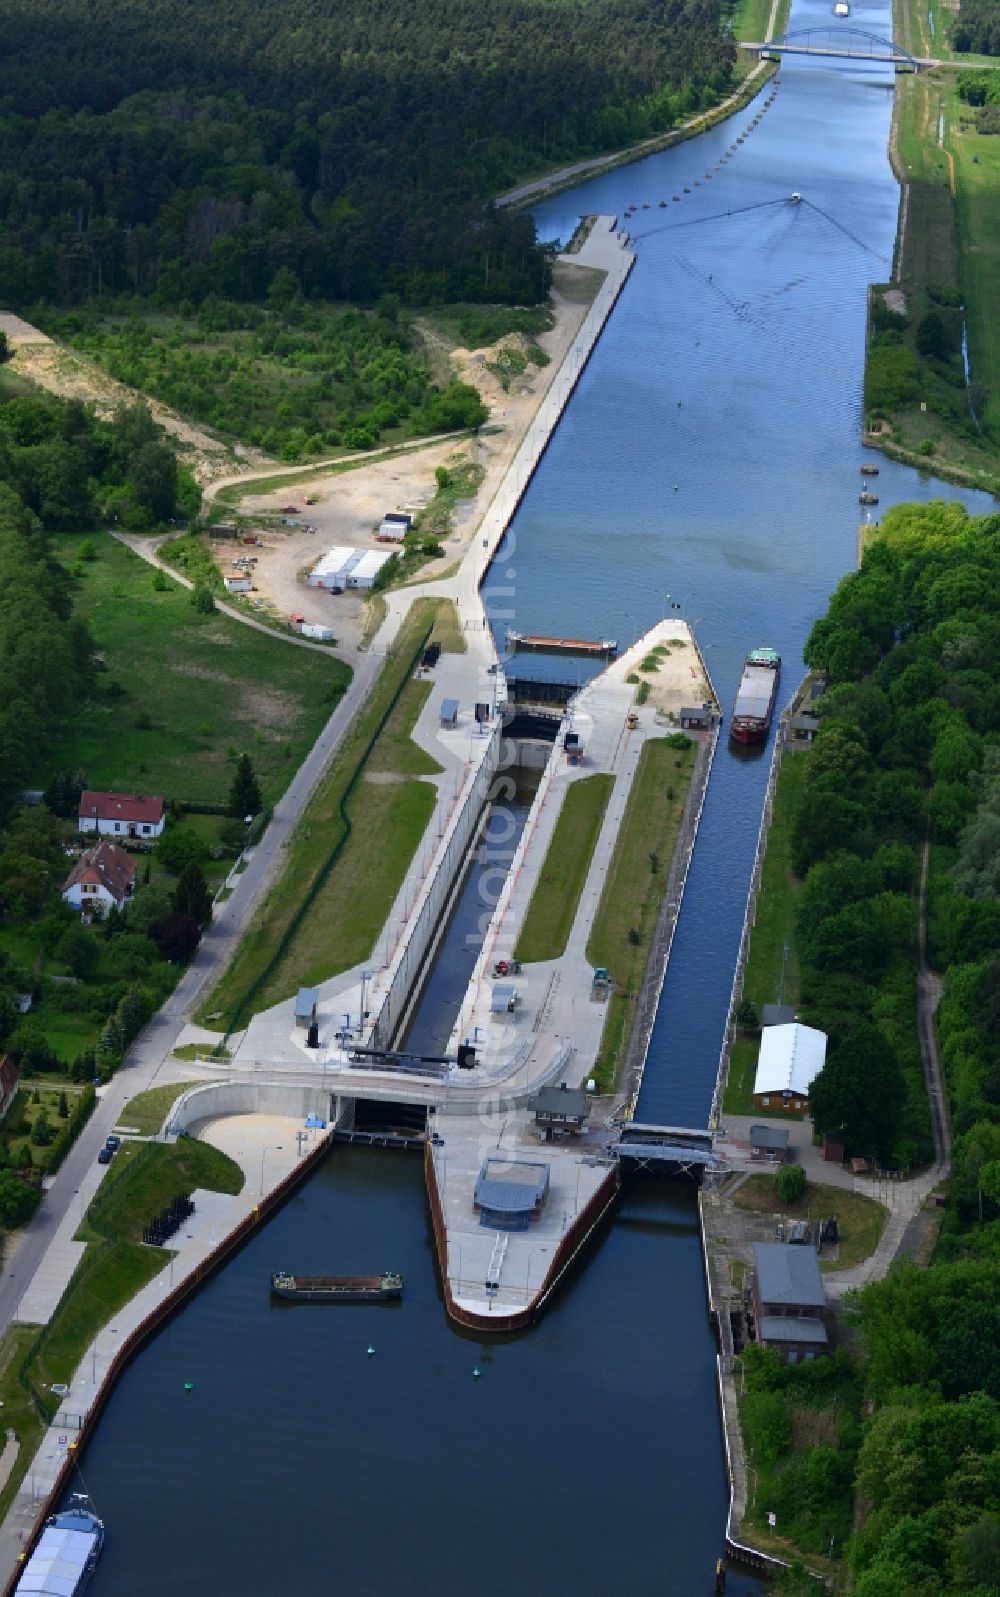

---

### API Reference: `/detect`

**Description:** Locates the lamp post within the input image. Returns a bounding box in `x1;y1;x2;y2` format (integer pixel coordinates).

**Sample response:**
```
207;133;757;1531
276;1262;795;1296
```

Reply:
259;1144;284;1197
359;969;375;1034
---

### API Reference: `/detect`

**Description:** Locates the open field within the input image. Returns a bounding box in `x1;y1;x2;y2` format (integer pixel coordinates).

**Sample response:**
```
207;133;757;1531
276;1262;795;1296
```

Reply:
587;738;695;1088
197;600;450;1029
733;1174;887;1271
515;775;615;962
45;534;350;806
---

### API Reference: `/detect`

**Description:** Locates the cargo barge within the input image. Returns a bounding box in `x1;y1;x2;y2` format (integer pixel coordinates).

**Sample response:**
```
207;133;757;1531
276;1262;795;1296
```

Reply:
270;1271;403;1303
729;648;781;746
16;1497;104;1595
505;630;617;658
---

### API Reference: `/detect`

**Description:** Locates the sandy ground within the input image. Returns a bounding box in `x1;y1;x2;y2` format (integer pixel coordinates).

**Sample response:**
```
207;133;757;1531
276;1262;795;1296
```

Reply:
0;312;273;485
209;259;602;649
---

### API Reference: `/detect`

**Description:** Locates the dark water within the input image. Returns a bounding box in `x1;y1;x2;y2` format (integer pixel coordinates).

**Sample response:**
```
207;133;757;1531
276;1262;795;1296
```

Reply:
77;16;993;1594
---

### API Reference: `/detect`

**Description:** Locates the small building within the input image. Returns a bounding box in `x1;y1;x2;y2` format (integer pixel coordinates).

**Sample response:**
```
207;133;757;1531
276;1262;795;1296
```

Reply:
308;546;361;590
474;1157;550;1230
223;569;253;593
761;1003;796;1028
680;706;712;730
79;790;165;840
209;522;237;539
751;1241;829;1364
789;712;820;745
377;512;412;542
528;1082;591;1139
752;1022;827;1116
345;549;393;589
0;1055;20;1121
749;1124;789;1163
490;982;517;1015
295;987;319;1030
440;698;459;729
62;841;137;918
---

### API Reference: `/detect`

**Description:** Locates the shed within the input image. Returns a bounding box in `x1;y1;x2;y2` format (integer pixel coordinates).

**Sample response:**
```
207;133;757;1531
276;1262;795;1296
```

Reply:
752;1022;827;1116
295;987;319;1029
680;706;711;729
761;1003;796;1028
308;546;361;590
789;713;820;744
223;570;253;593
528;1082;591;1137
345;549;393;589
490;982;517;1014
474;1157;549;1230
749;1124;789;1162
378;512;412;542
440;698;459;729
209;522;237;538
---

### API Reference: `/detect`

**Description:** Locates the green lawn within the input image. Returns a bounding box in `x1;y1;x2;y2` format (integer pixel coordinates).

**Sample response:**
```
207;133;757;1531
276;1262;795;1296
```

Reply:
515;775;614;963
0;1137;243;1517
723;752;805;1114
116;1081;199;1135
44;533;351;806
365;681;443;777
733;1175;887;1272
0;1083;87;1170
587;737;696;1089
197;599;448;1029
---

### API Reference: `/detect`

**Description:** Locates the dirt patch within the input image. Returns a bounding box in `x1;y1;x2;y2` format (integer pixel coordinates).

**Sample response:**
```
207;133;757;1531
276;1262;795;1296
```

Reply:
243;687;303;729
361;771;408;785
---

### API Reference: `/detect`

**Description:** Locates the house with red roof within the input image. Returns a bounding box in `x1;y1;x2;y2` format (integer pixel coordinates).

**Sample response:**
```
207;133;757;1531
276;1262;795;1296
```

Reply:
78;790;165;840
62;841;137;918
0;1056;19;1122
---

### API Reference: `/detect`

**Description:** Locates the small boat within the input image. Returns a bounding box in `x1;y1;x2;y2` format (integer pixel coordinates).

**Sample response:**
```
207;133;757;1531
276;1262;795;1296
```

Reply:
16;1497;104;1596
790;192;802;204
859;492;879;505
659;200;667;207
271;1271;403;1303
860;463;880;475
834;1;850;14
730;648;781;747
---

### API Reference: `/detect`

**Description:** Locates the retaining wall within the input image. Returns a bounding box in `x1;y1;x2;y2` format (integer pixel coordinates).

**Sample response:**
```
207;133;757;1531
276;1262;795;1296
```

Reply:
166;1080;333;1135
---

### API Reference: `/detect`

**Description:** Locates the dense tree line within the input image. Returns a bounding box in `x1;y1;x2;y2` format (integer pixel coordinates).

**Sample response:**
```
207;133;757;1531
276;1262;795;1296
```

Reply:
0;0;734;311
787;501;1000;1165
0;387;192;817
953;0;1000;55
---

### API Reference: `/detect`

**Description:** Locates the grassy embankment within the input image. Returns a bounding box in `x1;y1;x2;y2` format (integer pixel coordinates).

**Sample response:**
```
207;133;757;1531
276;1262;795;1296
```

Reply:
514;775;615;963
723;753;808;1115
116;1081;199;1135
727;0;792;76
586;737;696;1090
197;600;460;1030
0;1137;242;1518
46;533;349;806
733;1173;887;1271
864;0;1000;491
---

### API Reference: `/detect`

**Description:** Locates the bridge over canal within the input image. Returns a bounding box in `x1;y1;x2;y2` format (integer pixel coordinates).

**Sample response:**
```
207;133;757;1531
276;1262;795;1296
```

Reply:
740;26;922;67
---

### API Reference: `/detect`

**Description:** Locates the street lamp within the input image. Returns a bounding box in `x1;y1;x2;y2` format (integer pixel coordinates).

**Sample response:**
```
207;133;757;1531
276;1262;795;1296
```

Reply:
359;969;375;1034
259;1144;284;1196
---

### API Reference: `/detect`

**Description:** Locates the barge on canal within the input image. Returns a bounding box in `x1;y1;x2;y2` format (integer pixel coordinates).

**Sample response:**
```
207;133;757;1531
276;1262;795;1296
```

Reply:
15;1497;104;1596
729;648;781;746
270;1271;403;1303
505;630;617;658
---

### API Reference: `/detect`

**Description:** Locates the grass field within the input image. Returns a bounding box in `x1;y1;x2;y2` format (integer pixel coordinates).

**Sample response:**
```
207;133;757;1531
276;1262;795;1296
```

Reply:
197;600;450;1029
587;738;696;1089
734;1174;887;1270
514;775;615;963
117;1081;198;1135
723;752;806;1114
46;534;350;806
0;1137;243;1517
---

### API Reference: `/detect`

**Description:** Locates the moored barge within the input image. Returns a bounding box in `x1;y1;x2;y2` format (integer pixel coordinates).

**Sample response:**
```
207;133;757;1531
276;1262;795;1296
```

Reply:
505;630;617;658
729;648;781;746
270;1271;403;1303
16;1497;104;1595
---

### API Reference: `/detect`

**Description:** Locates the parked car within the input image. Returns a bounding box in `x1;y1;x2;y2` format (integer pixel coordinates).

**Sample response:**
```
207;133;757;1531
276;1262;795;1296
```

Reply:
105;1135;121;1153
97;1148;112;1165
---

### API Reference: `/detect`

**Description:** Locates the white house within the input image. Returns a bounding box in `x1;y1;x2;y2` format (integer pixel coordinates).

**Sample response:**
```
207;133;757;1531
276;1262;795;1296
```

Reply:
752;1022;828;1117
62;841;137;918
78;790;166;840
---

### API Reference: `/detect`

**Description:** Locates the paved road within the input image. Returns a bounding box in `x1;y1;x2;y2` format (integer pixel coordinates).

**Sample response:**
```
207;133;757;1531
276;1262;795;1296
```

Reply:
0;644;385;1335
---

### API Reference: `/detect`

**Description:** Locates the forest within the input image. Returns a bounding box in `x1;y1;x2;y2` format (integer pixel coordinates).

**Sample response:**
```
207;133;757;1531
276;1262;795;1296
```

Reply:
796;500;1000;1164
952;0;1000;54
0;0;734;311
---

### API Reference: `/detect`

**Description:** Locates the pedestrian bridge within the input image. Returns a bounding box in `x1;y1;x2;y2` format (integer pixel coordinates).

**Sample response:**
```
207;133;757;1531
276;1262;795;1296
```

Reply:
741;27;921;69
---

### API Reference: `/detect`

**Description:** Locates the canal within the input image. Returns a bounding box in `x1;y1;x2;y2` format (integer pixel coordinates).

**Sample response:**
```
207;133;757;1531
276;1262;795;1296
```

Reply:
79;9;993;1591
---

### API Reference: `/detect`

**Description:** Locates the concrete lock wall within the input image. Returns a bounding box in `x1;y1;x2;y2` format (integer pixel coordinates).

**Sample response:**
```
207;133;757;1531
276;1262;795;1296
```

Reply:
368;719;503;1050
167;1080;333;1136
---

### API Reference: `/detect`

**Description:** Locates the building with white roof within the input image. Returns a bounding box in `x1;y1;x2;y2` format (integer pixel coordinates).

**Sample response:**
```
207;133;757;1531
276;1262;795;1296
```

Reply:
752;1022;827;1117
